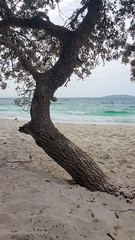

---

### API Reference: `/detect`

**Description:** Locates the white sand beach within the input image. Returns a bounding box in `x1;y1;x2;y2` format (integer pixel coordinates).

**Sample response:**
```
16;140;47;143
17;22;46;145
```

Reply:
0;118;135;240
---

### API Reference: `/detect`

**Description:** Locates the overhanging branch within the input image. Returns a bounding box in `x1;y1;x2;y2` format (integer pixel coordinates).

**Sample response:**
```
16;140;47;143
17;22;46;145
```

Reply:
0;15;70;42
76;0;103;38
0;39;38;79
45;0;103;90
69;2;89;29
0;0;13;19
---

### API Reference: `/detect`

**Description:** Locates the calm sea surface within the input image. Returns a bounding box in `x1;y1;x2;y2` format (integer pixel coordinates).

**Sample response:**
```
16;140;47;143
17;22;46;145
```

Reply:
0;97;135;125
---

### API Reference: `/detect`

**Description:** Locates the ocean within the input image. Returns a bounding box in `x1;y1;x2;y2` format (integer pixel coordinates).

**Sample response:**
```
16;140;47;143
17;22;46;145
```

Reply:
0;96;135;125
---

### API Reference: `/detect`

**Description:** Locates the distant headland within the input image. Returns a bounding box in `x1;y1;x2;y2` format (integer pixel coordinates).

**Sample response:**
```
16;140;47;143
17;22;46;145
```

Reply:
103;95;135;98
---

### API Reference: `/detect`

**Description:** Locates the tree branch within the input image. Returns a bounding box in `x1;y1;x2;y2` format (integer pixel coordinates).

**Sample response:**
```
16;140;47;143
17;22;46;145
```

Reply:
69;2;89;29
0;0;103;91
0;39;38;79
76;0;103;39
0;0;13;19
45;0;103;91
0;15;70;42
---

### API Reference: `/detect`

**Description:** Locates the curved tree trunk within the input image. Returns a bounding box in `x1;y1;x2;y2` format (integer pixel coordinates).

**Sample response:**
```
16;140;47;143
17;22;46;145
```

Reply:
15;0;133;199
19;77;119;195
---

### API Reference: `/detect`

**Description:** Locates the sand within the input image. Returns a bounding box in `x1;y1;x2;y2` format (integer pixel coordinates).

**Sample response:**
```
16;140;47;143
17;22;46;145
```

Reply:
0;118;135;240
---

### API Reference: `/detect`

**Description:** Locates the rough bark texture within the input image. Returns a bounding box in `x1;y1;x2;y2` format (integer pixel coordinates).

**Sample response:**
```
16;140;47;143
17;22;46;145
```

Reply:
18;75;119;195
19;96;109;192
19;87;134;199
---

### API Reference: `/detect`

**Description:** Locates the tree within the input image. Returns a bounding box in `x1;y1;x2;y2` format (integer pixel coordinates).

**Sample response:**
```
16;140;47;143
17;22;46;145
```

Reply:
0;0;134;197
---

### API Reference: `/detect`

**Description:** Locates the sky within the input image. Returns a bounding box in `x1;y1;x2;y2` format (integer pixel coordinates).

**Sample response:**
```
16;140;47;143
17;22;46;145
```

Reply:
0;0;135;98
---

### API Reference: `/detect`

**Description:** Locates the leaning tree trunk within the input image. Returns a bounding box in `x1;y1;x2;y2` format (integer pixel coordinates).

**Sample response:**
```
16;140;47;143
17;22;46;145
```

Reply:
19;75;121;195
17;0;134;199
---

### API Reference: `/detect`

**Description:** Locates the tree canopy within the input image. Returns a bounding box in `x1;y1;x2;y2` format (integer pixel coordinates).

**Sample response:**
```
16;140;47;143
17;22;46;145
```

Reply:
0;0;134;101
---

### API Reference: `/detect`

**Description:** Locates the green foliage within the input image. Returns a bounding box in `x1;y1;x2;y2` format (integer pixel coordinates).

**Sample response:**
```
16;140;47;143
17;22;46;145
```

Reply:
4;0;60;17
0;0;135;103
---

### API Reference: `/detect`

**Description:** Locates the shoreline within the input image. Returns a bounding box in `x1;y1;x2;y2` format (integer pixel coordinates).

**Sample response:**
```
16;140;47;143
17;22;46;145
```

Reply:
0;118;135;239
1;116;135;126
1;96;135;125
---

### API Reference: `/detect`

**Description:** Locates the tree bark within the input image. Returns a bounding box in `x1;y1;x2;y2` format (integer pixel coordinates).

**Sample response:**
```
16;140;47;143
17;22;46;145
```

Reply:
19;103;109;192
19;76;119;195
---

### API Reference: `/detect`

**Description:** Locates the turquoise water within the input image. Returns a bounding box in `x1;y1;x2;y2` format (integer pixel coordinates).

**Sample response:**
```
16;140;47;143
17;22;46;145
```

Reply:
0;97;135;124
